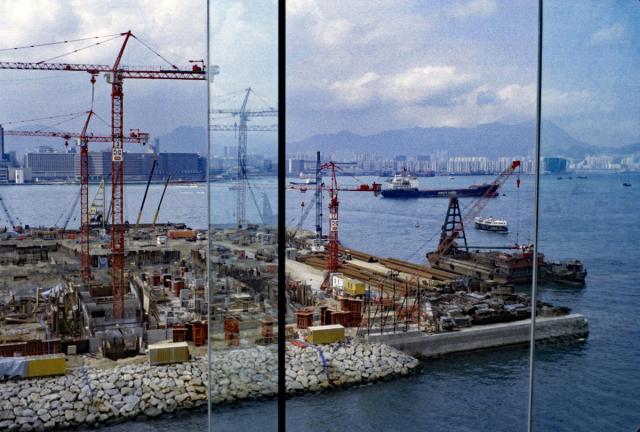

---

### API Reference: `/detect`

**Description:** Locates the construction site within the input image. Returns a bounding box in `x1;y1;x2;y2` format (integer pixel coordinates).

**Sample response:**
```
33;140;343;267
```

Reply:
0;30;587;404
282;155;588;358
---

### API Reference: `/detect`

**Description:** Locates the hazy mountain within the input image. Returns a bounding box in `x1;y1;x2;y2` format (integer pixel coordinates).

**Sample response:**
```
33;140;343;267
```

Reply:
4;122;636;161
156;126;207;155
157;126;277;156
287;121;629;160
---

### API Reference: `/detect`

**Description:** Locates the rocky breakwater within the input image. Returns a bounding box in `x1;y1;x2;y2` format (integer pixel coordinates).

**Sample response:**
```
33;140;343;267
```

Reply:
0;341;419;430
284;341;419;393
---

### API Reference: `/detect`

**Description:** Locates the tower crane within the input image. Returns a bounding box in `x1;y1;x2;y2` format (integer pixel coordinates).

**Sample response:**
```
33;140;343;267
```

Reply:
0;31;212;318
5;116;148;281
211;88;277;229
427;160;521;264
291;162;381;274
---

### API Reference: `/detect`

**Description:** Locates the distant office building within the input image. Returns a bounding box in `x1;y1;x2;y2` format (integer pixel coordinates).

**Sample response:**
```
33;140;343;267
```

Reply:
197;156;207;177
416;155;431;162
394;155;407;162
153;137;160;155
24;152;75;179
224;145;239;158
158;153;202;180
38;146;56;154
543;157;567;174
287;158;305;175
23;151;203;182
0;124;5;162
262;159;273;173
9;168;31;184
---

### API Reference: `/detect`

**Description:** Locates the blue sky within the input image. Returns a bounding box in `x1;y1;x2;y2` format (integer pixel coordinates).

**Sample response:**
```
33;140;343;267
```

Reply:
286;0;640;147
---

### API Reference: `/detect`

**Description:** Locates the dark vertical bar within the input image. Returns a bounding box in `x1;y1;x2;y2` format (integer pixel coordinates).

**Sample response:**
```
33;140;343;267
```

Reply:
527;0;543;431
206;1;212;431
277;0;286;430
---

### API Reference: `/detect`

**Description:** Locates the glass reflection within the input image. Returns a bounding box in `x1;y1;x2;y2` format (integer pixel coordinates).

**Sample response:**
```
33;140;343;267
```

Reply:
208;1;279;431
533;1;640;430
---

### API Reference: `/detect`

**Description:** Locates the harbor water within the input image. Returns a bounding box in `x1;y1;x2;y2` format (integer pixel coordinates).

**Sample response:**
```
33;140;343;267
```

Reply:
1;173;638;431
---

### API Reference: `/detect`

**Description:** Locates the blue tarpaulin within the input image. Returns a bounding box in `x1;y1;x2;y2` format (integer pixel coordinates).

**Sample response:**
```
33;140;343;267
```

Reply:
0;357;28;378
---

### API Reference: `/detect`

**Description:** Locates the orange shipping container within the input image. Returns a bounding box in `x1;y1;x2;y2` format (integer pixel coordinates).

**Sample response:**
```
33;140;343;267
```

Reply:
168;230;197;240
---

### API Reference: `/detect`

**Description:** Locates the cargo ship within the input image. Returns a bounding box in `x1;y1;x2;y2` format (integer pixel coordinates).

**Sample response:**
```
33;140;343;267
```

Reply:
380;172;499;198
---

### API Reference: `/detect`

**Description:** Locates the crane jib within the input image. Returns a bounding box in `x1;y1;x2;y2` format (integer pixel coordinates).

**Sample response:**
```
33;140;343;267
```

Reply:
0;62;206;80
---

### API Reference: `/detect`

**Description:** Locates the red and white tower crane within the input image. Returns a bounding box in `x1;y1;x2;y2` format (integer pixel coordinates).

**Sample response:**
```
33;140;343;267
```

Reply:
313;162;381;274
0;31;212;318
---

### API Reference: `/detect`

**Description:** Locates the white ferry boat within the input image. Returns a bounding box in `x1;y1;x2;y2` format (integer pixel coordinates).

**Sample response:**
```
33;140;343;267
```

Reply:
474;216;508;232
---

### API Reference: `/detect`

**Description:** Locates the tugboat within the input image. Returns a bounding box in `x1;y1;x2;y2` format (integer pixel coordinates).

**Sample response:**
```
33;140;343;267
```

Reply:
543;259;587;286
474;216;508;232
623;182;632;187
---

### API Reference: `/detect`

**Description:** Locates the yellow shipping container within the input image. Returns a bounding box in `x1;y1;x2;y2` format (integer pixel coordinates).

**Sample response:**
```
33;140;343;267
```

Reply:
307;324;345;344
26;354;66;378
148;342;190;365
344;279;366;296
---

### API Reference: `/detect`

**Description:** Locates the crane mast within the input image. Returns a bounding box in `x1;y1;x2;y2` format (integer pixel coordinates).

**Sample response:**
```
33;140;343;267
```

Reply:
237;88;250;229
315;162;381;274
314;151;323;251
211;88;277;229
79;109;95;281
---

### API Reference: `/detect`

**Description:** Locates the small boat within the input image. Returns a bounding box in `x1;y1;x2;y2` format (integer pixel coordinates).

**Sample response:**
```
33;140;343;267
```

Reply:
415;220;420;228
289;178;317;186
623;182;632;187
543;259;587;285
474;216;508;232
557;176;563;180
449;176;455;180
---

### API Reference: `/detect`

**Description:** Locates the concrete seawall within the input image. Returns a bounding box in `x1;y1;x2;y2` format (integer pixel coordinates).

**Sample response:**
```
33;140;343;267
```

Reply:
367;314;588;358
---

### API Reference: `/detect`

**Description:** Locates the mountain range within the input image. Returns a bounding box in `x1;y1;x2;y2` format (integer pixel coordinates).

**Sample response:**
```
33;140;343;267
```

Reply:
287;121;639;160
3;121;638;160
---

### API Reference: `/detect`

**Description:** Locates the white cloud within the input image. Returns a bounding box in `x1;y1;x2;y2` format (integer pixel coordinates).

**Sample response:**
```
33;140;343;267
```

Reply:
497;83;536;116
450;0;497;19
379;66;474;104
312;18;353;47
286;0;321;19
329;66;474;108
590;23;625;45
391;82;536;129
329;72;379;107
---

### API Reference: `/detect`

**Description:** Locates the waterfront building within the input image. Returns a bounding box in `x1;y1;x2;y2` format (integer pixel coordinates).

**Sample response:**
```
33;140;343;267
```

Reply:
543;157;568;174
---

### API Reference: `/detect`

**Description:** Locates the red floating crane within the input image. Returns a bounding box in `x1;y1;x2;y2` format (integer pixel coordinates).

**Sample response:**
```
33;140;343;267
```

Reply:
428;160;521;263
0;31;212;318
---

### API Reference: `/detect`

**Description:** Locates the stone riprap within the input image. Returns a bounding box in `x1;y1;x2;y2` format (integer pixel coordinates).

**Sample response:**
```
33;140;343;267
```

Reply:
0;341;418;430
